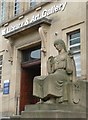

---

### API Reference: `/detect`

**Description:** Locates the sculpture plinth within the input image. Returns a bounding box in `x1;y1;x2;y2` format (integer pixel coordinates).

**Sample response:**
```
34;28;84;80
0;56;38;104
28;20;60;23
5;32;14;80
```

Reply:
9;80;87;119
20;80;87;119
10;39;87;119
21;104;86;119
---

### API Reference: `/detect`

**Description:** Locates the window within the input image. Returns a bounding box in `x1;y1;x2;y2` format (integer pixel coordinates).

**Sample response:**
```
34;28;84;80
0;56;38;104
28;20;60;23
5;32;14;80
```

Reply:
14;0;19;16
0;0;5;22
30;0;36;8
42;0;51;2
68;30;81;77
22;45;41;63
0;55;3;83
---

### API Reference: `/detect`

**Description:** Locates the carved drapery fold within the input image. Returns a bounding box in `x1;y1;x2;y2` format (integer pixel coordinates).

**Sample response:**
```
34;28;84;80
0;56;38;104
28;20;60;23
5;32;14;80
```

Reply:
6;40;13;64
38;26;47;55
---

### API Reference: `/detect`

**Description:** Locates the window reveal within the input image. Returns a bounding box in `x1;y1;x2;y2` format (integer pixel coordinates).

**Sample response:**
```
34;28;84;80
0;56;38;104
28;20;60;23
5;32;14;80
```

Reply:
68;30;81;77
0;55;3;83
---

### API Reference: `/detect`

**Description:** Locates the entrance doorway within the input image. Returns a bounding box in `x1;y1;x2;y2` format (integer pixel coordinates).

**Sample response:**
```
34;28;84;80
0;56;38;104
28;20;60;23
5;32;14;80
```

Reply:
20;44;41;112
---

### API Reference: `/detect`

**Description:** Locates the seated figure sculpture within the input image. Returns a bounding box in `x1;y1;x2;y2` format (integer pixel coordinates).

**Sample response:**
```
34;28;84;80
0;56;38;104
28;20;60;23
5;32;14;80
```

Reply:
33;39;76;104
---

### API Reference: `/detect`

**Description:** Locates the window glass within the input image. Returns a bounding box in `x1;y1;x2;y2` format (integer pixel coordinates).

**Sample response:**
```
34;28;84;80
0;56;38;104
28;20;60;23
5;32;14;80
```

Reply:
30;0;36;8
70;32;80;39
14;0;19;15
0;0;5;23
70;37;80;45
0;55;3;83
70;45;80;53
68;30;81;77
0;61;2;65
74;53;81;76
0;71;2;74
22;46;41;63
0;67;2;70
31;49;40;59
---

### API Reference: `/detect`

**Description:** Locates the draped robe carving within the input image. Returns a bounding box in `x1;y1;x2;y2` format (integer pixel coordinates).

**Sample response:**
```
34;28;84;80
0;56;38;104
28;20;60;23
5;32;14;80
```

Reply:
33;39;77;103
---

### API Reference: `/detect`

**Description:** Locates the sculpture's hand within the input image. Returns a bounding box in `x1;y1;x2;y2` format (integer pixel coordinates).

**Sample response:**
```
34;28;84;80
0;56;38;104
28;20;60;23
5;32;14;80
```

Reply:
48;56;53;58
47;56;54;74
48;56;54;64
74;81;79;89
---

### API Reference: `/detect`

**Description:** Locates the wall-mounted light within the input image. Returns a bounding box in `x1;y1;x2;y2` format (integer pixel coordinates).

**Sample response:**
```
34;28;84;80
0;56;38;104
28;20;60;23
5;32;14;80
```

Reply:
4;23;9;27
36;6;42;11
55;32;58;36
18;15;24;20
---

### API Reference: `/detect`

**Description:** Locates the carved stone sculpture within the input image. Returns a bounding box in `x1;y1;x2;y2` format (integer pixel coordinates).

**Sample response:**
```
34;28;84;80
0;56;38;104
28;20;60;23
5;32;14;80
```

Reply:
33;39;77;104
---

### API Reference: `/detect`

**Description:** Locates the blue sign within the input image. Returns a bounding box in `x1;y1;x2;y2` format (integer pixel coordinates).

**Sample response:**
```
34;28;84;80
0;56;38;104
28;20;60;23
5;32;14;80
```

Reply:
3;81;10;94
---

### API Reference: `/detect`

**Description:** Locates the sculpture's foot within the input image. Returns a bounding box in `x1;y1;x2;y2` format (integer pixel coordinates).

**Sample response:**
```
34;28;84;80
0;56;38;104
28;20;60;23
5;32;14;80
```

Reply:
56;97;68;104
44;98;56;104
56;97;63;103
36;99;44;104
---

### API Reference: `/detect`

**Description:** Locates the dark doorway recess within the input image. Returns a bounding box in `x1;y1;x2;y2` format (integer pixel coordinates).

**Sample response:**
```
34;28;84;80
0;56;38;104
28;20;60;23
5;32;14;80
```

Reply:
20;45;41;112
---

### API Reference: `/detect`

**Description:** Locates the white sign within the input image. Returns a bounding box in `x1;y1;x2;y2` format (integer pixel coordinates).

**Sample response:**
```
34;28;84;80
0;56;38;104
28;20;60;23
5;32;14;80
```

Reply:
2;2;67;36
4;80;9;83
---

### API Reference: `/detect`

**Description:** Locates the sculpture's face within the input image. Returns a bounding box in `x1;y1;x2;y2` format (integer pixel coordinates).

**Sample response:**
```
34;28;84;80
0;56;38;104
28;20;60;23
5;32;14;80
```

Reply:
55;44;63;52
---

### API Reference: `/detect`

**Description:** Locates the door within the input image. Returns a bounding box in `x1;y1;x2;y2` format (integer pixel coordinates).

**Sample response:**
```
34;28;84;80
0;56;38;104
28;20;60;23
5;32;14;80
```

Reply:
20;44;41;112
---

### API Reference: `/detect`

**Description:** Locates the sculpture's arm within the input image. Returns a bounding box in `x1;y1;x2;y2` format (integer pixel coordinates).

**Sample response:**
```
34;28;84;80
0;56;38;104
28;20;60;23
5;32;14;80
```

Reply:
66;55;73;74
72;58;77;83
47;56;54;74
66;51;77;82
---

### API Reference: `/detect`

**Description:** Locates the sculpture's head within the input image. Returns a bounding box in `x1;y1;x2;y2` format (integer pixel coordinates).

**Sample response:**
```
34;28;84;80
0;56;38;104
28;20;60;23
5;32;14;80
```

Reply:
54;39;67;52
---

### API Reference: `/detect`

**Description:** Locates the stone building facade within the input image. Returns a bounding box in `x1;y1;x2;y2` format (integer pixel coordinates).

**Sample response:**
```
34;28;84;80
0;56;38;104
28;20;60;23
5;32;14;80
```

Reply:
0;0;88;117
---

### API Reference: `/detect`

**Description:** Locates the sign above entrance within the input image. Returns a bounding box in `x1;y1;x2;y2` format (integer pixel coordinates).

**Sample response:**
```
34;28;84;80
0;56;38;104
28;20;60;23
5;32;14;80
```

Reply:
2;2;67;36
30;2;67;23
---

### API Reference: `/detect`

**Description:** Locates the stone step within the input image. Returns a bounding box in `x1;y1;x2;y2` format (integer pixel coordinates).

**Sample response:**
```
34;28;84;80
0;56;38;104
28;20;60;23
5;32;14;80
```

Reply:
2;115;21;120
21;110;86;118
24;103;86;112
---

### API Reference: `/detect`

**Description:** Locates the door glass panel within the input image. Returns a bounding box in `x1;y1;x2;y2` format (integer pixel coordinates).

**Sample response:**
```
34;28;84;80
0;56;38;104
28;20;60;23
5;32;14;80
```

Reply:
22;45;41;63
31;49;40;59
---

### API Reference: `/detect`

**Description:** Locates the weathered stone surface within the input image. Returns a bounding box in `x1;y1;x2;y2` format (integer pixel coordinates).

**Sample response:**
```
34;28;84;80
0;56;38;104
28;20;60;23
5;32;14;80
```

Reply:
33;39;77;104
3;80;87;119
24;104;85;112
20;104;86;118
21;110;86;118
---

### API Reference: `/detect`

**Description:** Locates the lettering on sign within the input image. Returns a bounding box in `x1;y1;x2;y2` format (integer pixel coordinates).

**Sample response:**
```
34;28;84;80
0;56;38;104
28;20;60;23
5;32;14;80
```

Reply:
2;2;67;36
